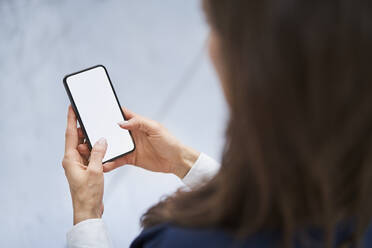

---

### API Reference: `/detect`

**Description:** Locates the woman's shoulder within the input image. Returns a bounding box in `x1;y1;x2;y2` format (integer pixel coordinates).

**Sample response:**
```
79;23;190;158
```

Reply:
130;224;279;248
130;221;370;248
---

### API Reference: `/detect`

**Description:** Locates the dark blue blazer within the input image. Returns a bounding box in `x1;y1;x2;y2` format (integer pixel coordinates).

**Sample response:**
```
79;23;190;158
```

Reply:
130;222;372;248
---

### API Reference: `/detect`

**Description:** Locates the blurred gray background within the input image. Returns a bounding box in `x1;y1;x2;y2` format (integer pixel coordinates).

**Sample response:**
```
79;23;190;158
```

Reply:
0;0;227;247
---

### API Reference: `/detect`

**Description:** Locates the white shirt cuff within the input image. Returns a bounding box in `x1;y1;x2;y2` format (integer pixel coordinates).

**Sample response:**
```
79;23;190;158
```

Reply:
182;153;220;188
67;218;112;248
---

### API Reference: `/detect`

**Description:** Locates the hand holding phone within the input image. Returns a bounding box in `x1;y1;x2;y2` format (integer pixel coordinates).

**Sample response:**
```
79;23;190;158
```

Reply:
102;108;200;178
62;106;107;225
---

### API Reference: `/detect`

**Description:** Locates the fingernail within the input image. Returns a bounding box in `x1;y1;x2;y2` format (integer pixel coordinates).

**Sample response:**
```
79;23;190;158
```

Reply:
118;121;129;126
97;137;107;145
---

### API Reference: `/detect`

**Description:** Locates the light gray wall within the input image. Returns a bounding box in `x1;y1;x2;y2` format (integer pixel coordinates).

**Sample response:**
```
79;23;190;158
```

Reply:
0;0;227;247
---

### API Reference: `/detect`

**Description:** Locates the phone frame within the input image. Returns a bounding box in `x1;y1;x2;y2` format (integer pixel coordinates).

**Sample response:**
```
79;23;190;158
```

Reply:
63;64;136;163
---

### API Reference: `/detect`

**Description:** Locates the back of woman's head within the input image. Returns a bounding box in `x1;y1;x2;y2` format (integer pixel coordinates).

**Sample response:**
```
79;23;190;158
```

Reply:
142;0;372;247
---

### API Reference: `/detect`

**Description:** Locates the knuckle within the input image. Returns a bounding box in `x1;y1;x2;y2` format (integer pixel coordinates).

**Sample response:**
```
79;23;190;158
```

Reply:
153;121;162;130
62;157;69;169
137;121;144;130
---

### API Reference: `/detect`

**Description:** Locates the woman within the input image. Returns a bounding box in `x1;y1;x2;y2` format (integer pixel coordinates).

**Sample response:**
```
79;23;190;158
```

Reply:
63;0;372;247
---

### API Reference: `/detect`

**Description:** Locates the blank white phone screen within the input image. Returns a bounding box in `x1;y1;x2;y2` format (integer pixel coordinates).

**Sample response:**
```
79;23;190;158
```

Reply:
65;66;134;163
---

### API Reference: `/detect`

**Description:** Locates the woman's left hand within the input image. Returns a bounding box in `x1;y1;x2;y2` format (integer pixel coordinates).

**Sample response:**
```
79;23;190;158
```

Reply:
62;106;108;225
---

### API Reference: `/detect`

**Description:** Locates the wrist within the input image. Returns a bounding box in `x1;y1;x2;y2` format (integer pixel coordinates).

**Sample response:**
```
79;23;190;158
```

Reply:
73;203;102;225
73;210;101;225
173;145;200;179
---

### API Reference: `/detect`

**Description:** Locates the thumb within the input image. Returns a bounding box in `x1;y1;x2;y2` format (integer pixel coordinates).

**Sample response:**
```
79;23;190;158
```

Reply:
88;138;108;172
118;117;160;135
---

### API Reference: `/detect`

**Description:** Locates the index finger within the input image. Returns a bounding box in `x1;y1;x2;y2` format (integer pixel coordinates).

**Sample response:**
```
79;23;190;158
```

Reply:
65;105;79;154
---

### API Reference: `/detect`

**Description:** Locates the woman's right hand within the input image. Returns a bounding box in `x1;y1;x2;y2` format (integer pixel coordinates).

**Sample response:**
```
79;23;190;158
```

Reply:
77;107;200;179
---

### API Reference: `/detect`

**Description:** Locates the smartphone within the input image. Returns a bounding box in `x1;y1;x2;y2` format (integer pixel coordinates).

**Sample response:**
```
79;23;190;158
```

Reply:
63;65;135;163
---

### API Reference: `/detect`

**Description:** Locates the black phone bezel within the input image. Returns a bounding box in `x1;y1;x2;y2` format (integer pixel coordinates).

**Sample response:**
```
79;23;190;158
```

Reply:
63;64;136;164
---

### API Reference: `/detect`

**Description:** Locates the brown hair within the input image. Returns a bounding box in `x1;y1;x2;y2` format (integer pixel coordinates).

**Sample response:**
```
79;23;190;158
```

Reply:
142;0;372;247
